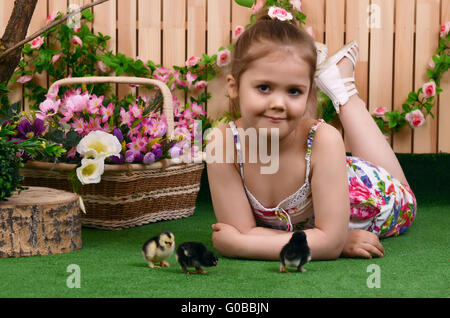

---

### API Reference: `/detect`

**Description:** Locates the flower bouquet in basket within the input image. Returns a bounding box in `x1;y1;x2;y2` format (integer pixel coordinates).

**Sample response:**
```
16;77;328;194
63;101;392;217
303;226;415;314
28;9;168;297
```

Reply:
19;76;210;230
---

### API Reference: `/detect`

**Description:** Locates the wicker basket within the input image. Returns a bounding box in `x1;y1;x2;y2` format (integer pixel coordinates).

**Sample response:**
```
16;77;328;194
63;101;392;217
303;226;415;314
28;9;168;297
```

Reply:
21;76;205;230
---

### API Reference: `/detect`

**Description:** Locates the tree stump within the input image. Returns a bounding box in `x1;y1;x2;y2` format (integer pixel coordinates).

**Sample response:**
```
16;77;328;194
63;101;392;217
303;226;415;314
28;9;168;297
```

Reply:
0;186;82;258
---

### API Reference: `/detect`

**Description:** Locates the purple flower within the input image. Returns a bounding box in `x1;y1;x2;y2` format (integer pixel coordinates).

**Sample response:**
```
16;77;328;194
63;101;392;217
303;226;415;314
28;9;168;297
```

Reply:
169;145;182;158
143;152;156;164
113;127;123;142
17;118;46;139
152;147;163;160
125;150;143;163
125;150;135;163
108;154;124;164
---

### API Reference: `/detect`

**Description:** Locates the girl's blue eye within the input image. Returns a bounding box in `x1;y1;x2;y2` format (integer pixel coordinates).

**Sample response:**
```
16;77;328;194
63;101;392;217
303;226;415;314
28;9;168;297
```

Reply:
257;85;270;93
288;88;302;95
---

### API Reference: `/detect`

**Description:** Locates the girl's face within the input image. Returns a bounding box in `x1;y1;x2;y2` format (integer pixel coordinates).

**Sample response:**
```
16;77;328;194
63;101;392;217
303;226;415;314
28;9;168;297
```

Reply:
227;47;311;140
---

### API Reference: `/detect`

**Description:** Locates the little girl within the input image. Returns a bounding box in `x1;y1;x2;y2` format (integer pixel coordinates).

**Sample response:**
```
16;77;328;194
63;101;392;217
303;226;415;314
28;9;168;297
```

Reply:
207;12;417;260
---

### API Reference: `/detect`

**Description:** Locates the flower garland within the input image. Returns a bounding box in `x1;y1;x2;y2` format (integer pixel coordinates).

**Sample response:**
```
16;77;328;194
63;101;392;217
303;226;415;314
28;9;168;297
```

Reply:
235;0;450;134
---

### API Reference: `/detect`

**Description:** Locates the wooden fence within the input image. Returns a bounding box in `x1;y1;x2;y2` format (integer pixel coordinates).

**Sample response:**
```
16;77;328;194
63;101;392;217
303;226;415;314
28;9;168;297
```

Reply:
0;0;449;154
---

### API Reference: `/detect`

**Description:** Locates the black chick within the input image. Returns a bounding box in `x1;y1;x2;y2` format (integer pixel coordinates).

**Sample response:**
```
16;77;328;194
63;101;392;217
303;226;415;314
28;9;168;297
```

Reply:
176;242;218;274
279;230;311;273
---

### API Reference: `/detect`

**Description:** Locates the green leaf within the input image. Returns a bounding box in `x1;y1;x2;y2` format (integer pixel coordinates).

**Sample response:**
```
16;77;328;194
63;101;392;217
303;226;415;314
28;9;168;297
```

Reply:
81;9;94;22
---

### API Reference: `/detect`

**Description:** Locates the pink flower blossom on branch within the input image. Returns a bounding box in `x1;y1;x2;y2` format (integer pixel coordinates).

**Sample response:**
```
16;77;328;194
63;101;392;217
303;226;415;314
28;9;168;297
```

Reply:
405;109;425;128
422;81;436;98
31;36;44;49
217;49;231;67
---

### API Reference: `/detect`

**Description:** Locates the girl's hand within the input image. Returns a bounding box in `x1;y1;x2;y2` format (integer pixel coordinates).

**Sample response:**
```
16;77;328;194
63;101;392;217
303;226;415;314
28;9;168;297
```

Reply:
211;223;242;258
342;229;385;259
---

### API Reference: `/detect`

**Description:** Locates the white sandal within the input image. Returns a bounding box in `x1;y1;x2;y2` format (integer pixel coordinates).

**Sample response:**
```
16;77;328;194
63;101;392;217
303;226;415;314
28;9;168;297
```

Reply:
314;40;359;113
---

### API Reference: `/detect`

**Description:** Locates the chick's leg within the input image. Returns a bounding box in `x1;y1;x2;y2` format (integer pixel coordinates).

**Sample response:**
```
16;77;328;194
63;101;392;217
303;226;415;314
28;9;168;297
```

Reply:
194;266;206;274
160;261;170;267
148;261;161;269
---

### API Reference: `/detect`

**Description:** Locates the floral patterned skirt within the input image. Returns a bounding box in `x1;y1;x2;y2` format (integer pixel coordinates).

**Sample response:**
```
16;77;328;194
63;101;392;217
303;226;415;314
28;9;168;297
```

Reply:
346;156;417;238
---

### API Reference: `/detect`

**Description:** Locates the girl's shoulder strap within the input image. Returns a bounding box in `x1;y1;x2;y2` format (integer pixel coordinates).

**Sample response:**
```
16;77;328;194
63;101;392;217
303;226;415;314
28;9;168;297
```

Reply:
228;121;245;180
304;119;325;182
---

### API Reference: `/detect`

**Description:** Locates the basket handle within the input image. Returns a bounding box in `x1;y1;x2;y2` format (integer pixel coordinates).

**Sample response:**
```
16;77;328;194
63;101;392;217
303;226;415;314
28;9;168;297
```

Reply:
48;76;175;139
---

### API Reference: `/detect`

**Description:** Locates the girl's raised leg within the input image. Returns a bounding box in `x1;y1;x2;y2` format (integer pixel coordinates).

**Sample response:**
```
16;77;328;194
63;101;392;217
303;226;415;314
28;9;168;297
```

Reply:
336;58;409;186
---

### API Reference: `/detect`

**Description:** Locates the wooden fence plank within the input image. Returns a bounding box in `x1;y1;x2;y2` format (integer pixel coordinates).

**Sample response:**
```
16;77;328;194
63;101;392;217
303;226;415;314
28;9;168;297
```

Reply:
368;0;394;130
25;0;47;111
303;0;325;42
413;0;440;153
206;0;231;120
93;0;116;53
137;0;161;101
392;0;415;153
438;0;450;153
117;0;137;98
187;0;207;108
163;0;186;108
187;0;207;58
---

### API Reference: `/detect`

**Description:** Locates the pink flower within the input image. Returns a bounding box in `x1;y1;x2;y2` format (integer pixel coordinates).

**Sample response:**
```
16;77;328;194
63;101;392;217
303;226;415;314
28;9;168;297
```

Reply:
154;73;169;83
120;108;134;127
234;25;245;39
46;84;59;99
268;6;293;21
405;110;425;128
217;49;231;67
290;0;302;11
51;54;61;64
66;146;77;159
17;75;32;84
185;56;201;68
251;0;266;15
47;12;58;25
71;117;86;134
422;81;436;98
194;80;207;90
373;107;387;119
87;95;103;114
129;104;143;119
100;103;114;123
31;37;44;49
127;134;148;154
65;92;89;113
428;55;439;69
37;99;60;120
440;21;450;38
85;117;103;133
72;35;83;47
97;60;110;73
191;102;206;116
186;71;197;89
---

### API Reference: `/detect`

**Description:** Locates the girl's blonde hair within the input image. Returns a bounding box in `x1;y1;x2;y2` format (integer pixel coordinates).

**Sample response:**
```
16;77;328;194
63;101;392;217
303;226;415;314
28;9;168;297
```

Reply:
229;10;318;119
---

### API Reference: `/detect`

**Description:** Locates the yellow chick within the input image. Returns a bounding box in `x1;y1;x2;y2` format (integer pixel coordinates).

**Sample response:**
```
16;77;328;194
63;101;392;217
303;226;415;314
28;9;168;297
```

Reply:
141;232;175;268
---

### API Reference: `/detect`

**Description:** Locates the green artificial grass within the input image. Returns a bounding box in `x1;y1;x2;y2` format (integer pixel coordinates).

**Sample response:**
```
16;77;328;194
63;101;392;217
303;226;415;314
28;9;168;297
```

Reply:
0;154;449;298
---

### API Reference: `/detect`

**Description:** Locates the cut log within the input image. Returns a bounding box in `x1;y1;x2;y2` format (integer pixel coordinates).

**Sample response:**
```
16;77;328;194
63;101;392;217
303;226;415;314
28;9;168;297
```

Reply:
0;186;82;258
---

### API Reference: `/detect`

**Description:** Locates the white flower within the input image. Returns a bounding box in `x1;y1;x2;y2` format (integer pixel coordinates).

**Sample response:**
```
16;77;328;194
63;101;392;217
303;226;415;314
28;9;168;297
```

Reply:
76;157;105;185
268;6;293;21
77;130;122;159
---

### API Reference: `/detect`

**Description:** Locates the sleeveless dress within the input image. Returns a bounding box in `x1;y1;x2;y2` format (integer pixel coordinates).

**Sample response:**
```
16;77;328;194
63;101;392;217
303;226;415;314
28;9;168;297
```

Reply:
228;119;417;238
